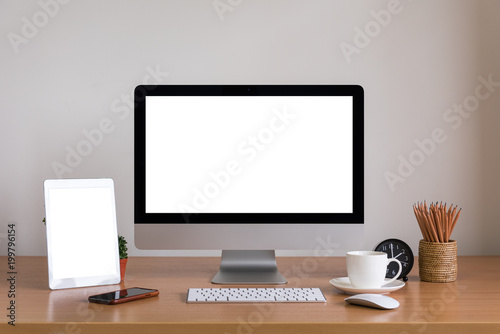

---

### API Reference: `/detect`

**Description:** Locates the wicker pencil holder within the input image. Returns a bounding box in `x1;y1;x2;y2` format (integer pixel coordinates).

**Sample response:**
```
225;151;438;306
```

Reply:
419;239;457;282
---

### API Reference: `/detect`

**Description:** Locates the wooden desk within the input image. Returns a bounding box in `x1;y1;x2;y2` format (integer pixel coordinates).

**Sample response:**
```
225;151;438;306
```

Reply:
2;256;500;333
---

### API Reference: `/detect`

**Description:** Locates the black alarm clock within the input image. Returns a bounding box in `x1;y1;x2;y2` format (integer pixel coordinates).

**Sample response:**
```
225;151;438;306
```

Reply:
374;238;414;282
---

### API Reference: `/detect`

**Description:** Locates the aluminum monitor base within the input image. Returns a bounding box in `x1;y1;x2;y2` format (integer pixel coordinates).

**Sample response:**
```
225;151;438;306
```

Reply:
211;250;287;284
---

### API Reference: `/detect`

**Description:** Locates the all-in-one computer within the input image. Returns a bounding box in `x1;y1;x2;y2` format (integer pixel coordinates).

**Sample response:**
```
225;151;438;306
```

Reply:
134;85;364;284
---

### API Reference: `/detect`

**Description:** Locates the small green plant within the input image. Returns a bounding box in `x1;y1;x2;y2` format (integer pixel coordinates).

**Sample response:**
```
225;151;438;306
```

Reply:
118;235;128;259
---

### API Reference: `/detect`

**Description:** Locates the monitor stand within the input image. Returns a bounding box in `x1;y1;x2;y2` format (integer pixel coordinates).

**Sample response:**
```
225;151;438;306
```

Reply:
211;250;287;284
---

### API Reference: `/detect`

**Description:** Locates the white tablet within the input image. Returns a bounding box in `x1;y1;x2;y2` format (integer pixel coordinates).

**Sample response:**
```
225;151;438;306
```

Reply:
44;178;120;290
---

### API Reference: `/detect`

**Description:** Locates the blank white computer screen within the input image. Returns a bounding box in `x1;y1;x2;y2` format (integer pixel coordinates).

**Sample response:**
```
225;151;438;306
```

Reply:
145;96;353;214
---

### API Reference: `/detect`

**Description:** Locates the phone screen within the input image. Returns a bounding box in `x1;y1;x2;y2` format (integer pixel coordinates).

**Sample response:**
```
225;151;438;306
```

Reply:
89;288;158;303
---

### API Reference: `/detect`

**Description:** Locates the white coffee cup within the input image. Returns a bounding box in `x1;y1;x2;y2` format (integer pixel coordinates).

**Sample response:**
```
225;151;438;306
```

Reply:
346;251;402;289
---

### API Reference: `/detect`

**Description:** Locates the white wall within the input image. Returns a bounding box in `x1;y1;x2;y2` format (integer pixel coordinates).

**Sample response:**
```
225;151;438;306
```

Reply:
1;0;499;256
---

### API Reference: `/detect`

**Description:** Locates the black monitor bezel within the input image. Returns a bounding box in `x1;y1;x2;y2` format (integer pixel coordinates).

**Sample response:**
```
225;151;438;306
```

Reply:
134;85;364;224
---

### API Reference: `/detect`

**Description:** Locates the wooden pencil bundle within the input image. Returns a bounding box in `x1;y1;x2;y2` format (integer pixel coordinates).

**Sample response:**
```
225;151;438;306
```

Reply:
413;201;461;243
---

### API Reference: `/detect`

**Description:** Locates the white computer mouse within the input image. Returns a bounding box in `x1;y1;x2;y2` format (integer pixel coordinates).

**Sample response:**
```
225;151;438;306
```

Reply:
345;294;399;310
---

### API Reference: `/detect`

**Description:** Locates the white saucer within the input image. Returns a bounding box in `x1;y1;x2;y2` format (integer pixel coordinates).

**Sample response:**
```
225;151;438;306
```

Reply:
329;277;405;294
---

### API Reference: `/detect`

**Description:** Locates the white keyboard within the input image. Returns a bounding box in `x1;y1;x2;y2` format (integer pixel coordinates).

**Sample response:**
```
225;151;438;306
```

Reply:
186;287;326;303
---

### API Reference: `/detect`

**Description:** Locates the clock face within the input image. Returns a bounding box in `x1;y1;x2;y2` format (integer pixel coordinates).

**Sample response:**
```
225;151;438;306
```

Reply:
374;239;414;279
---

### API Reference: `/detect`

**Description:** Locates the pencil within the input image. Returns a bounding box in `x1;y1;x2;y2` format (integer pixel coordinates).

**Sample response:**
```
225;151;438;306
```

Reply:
451;208;461;237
